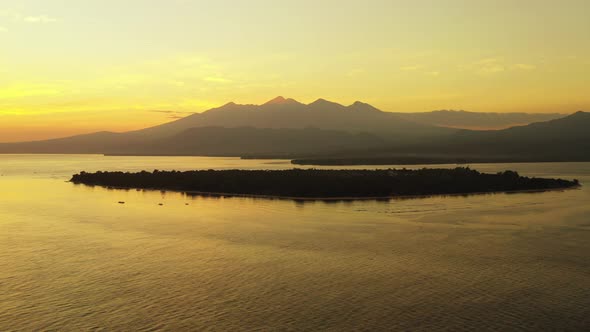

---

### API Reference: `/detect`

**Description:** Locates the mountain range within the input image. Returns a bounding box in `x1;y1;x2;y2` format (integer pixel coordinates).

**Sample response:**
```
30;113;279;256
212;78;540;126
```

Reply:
0;97;587;162
126;96;451;141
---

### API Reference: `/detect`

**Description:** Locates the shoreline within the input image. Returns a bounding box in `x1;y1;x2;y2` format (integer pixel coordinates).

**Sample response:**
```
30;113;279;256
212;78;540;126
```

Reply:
71;182;581;202
70;168;580;202
0;152;589;167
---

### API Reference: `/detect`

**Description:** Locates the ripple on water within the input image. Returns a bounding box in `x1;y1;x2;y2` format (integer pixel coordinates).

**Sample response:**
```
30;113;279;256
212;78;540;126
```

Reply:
0;156;589;330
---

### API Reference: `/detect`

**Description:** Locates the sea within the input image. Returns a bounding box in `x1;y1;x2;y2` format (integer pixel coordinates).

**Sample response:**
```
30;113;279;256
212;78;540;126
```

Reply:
1;154;589;331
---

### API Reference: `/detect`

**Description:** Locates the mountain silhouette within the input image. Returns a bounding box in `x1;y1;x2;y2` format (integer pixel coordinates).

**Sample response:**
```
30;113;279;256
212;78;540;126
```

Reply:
127;97;451;140
0;97;587;161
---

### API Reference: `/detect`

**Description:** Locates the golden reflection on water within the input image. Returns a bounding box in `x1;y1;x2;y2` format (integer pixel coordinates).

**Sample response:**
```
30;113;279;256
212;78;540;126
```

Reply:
1;155;590;330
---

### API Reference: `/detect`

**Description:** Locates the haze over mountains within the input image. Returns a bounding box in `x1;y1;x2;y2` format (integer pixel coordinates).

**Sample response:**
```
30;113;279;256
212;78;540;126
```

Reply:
395;110;565;130
0;97;587;162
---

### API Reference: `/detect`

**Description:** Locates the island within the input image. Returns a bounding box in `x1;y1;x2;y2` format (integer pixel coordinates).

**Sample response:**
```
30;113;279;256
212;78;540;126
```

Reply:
70;168;580;200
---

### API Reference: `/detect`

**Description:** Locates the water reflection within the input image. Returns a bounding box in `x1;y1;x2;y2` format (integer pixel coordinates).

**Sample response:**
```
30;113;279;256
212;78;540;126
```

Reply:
0;155;589;330
73;179;583;205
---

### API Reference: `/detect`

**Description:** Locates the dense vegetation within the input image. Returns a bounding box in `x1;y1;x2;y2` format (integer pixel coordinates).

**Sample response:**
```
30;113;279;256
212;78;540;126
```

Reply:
70;168;579;199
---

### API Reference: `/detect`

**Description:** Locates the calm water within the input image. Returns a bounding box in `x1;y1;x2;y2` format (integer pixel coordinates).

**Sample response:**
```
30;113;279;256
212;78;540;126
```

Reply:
1;155;589;331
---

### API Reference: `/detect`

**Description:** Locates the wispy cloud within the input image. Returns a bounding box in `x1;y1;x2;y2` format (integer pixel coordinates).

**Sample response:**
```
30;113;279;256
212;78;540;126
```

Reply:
0;10;58;23
0;10;19;20
399;65;440;77
475;58;505;74
203;76;232;84
480;65;505;74
23;15;58;23
461;58;537;76
149;110;197;119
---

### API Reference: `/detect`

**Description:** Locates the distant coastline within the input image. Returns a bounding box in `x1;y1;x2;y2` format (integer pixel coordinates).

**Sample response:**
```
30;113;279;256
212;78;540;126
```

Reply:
70;168;580;201
290;155;590;166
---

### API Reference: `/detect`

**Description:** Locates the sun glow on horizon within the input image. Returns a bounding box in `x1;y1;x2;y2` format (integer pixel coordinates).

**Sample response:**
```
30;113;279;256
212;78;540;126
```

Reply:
1;0;589;141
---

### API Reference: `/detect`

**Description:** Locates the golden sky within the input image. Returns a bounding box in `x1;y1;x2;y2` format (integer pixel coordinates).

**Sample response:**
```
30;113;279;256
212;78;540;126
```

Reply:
1;0;589;142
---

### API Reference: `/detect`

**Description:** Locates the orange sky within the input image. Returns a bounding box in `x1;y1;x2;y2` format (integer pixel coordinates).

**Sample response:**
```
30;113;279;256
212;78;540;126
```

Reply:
1;0;589;142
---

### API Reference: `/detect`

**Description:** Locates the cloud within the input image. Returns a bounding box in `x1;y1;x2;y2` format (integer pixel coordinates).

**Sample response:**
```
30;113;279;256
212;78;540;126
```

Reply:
0;26;6;32
399;65;440;77
463;58;537;75
0;10;20;20
203;76;232;84
474;58;505;74
149;110;196;115
149;110;197;119
23;15;58;23
0;11;57;23
459;58;506;75
480;64;505;74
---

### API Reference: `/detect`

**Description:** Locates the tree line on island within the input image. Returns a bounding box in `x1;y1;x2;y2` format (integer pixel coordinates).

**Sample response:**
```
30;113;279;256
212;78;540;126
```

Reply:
70;168;579;199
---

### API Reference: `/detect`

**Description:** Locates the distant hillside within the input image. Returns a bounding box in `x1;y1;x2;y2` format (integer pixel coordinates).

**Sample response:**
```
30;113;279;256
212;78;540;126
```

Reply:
293;111;590;164
395;110;565;130
0;126;385;157
115;127;386;157
0;131;127;154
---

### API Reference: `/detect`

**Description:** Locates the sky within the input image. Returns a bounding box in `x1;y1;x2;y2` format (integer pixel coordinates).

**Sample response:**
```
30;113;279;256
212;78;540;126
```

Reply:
1;0;589;142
